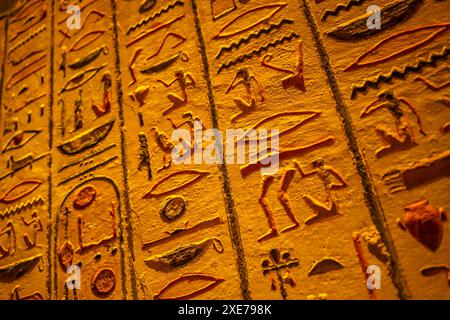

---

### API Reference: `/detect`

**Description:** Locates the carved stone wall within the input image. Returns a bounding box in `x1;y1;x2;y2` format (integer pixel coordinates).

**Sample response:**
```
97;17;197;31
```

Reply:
0;0;448;300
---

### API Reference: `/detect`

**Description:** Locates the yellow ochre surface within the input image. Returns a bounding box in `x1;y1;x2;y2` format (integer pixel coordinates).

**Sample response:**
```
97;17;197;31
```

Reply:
0;0;449;300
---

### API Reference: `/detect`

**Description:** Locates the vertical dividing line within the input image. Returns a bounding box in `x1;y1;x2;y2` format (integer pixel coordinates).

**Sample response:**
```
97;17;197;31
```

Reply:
0;17;9;127
300;0;411;299
47;0;55;300
190;0;251;300
110;0;138;300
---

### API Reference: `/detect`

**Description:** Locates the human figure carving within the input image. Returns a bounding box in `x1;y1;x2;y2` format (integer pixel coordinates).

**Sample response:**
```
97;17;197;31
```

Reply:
360;89;426;157
168;112;205;151
295;157;347;225
158;69;196;115
226;68;264;123
151;127;192;173
92;73;112;117
256;157;346;240
257;167;300;242
138;133;152;180
22;211;43;249
151;127;175;173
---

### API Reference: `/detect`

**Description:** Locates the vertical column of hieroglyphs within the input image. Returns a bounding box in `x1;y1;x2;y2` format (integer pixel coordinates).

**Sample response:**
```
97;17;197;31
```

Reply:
114;0;244;299
195;0;403;299
51;0;132;299
0;1;51;300
305;0;450;298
